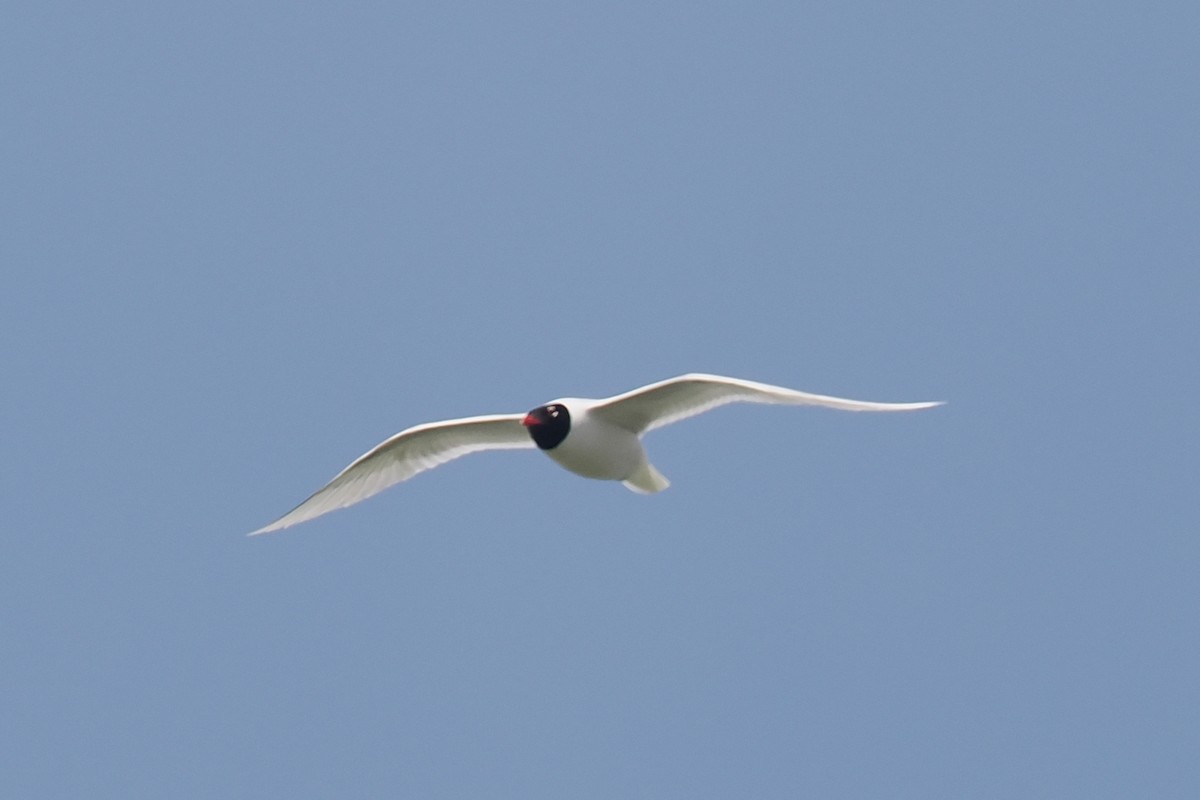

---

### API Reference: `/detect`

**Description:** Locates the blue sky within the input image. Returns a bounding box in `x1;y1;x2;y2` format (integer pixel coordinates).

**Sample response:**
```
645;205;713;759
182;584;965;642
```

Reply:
3;2;1197;797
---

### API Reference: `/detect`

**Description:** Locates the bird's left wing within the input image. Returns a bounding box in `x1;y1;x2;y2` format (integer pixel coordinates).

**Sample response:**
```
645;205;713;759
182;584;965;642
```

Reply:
250;414;532;535
591;373;943;435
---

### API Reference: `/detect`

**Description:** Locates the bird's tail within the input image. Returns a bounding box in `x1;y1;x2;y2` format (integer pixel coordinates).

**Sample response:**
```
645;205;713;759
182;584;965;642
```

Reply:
622;460;671;494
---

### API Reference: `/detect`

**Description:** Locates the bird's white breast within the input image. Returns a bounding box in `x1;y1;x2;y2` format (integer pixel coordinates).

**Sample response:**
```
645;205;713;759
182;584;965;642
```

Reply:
544;400;645;481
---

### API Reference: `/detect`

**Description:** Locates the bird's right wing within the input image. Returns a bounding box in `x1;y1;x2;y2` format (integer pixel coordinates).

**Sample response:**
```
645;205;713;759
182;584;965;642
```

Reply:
250;414;532;535
591;373;943;435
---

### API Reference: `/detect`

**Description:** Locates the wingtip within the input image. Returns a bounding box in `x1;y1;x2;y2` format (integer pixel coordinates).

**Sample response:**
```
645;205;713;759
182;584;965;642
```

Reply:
867;399;946;411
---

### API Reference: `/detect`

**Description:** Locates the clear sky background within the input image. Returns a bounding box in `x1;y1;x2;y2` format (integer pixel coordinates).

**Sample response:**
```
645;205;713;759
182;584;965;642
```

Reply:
3;2;1197;797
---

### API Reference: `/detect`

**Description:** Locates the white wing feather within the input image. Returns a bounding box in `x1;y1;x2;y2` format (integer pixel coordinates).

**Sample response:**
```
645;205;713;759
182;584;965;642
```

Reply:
591;373;943;434
250;414;532;535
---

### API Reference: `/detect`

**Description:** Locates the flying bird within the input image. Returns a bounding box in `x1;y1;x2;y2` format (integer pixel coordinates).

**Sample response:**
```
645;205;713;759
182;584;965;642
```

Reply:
250;373;942;534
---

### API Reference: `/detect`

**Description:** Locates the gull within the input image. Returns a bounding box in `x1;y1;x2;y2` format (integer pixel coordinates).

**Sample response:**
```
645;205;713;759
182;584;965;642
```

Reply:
250;373;942;534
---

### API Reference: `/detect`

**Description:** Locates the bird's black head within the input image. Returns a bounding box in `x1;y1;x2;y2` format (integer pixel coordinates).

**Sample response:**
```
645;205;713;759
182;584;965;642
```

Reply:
522;403;570;450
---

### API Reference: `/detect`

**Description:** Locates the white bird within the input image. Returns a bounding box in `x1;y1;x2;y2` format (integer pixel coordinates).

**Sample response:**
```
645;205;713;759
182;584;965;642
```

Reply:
250;373;942;535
